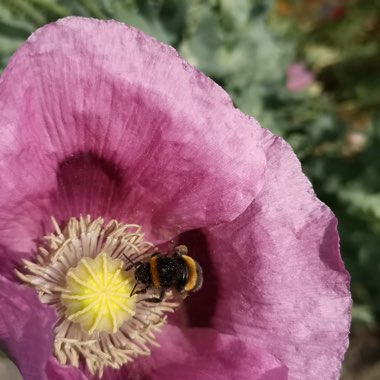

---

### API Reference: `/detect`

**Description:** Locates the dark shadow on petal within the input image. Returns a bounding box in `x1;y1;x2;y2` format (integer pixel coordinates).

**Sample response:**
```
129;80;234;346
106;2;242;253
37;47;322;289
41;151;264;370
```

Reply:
177;229;219;327
59;152;123;184
53;152;125;221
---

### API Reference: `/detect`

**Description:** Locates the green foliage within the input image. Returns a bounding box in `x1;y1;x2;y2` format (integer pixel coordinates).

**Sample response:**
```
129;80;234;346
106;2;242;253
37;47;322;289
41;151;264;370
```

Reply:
0;0;379;327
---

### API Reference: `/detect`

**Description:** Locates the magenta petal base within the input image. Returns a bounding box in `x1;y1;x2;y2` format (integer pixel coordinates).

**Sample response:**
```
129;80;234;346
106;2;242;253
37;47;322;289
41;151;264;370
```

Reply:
0;276;56;380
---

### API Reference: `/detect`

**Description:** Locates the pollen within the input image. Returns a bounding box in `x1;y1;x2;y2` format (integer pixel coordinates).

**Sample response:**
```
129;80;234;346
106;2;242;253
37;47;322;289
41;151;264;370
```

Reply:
62;253;136;334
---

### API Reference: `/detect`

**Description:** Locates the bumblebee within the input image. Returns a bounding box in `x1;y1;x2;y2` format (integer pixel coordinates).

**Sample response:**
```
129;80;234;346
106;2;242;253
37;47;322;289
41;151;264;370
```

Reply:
125;245;203;303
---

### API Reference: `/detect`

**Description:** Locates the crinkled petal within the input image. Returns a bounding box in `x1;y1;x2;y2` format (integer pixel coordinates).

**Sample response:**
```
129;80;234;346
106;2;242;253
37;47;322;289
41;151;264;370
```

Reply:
99;325;288;380
188;130;351;379
0;275;56;380
0;17;266;267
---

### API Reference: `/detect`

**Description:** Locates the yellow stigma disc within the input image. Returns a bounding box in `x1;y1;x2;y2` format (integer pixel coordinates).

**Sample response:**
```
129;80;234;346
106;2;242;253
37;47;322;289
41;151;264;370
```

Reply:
61;252;136;334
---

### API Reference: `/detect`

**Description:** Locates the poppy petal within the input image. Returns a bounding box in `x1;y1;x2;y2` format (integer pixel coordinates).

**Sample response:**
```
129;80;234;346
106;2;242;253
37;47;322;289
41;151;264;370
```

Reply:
200;130;351;379
45;358;87;380
101;325;288;380
0;17;266;269
0;276;56;380
149;326;288;380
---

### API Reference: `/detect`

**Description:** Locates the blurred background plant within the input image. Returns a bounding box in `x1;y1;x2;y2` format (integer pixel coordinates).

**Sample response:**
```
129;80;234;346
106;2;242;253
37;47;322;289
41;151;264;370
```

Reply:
0;0;379;378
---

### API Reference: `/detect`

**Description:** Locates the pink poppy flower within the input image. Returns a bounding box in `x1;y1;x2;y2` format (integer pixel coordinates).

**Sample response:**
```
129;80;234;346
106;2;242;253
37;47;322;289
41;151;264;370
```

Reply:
0;17;350;380
286;63;314;92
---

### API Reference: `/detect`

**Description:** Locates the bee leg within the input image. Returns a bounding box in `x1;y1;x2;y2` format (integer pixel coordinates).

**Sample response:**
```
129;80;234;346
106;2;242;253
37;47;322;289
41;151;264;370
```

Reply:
134;287;148;295
179;290;189;300
144;290;165;303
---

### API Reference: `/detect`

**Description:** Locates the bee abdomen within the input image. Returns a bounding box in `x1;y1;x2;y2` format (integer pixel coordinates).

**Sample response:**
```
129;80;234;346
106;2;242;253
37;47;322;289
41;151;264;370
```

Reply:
181;255;203;292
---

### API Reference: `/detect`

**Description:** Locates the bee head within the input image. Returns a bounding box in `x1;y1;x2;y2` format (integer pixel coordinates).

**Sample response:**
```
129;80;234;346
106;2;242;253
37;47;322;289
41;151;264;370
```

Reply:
135;262;151;285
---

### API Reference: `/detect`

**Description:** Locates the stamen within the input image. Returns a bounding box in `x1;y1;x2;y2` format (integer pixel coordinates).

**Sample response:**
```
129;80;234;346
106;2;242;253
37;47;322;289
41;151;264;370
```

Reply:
16;216;179;375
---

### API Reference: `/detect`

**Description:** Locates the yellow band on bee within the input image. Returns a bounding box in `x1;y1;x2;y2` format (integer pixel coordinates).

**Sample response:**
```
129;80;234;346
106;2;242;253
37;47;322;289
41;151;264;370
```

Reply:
149;256;160;288
182;255;197;291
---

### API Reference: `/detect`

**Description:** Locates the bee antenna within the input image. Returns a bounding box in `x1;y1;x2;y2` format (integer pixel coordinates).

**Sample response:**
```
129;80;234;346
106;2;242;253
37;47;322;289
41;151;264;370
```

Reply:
130;281;138;297
123;254;135;266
